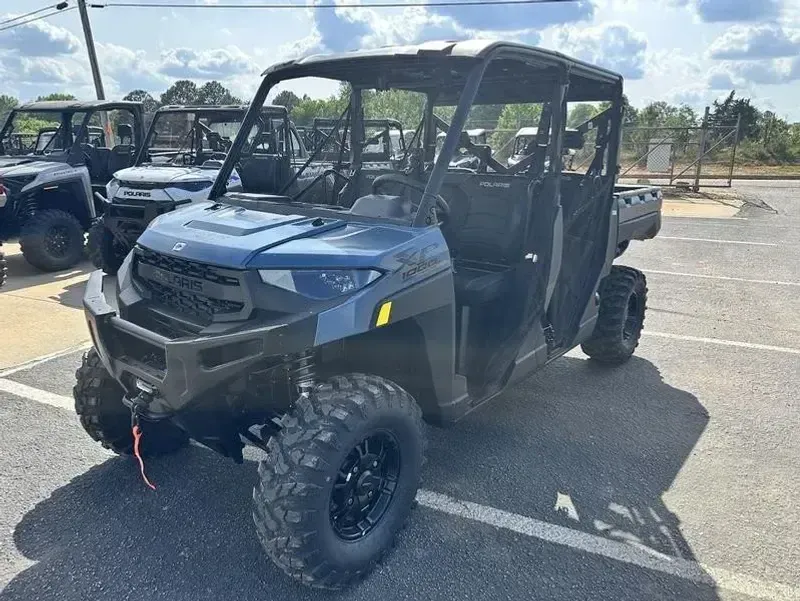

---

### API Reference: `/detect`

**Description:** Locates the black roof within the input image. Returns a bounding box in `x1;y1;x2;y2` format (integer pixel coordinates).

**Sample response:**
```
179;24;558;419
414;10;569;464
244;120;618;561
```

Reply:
262;40;622;104
16;100;142;112
264;40;622;104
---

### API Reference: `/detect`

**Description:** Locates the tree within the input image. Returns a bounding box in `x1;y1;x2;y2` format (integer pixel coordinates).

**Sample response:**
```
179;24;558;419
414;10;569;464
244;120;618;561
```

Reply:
35;93;77;102
123;89;159;113
711;91;760;140
0;94;18;124
492;103;544;160
160;80;199;106
567;103;600;128
364;90;426;128
195;81;242;105
273;90;301;113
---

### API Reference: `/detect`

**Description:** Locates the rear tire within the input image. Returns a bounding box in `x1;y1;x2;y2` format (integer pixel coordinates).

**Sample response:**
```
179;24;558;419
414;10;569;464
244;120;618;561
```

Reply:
87;217;126;275
20;209;85;272
581;266;647;365
253;374;425;589
73;348;188;456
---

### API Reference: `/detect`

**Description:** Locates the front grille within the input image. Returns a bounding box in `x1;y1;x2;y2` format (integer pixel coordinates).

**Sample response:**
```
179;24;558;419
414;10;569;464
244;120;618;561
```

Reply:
134;247;246;325
147;279;245;323
137;247;241;287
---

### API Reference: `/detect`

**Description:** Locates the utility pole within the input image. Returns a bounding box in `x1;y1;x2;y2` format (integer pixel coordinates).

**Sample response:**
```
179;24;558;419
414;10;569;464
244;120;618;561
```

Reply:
77;0;105;100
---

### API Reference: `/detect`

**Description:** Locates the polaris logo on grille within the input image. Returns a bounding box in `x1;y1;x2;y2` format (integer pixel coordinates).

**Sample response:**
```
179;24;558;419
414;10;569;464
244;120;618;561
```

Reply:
124;190;151;197
151;267;203;292
172;242;187;251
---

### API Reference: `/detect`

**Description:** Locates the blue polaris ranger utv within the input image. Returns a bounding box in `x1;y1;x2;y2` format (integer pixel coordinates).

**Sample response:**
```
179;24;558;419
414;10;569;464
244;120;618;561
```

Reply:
74;40;662;589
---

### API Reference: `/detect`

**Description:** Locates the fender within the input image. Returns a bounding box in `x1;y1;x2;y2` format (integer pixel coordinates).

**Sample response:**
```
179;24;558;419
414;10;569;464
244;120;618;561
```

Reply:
22;165;95;220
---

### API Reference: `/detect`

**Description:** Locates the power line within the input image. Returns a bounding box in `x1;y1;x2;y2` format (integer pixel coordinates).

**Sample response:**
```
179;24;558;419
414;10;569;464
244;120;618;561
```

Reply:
0;2;69;27
0;6;76;33
90;0;578;9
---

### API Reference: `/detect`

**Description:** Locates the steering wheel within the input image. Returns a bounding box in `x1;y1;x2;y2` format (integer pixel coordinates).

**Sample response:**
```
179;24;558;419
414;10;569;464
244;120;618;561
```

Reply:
372;173;450;219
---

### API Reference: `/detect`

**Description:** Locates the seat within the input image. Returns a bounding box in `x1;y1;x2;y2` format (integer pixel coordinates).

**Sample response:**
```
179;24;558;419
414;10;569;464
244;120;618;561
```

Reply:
445;176;529;307
108;144;135;177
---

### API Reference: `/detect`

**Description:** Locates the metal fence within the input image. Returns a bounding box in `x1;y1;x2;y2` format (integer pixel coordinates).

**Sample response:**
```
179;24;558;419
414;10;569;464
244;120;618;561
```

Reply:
618;112;741;189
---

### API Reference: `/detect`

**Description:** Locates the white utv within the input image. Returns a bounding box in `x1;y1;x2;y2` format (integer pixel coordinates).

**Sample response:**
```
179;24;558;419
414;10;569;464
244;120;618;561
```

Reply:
88;104;306;274
0;101;144;272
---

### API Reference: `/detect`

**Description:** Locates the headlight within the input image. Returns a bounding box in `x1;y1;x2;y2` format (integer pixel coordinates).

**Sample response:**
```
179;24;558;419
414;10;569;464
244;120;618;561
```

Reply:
106;178;120;199
170;180;211;193
258;269;382;300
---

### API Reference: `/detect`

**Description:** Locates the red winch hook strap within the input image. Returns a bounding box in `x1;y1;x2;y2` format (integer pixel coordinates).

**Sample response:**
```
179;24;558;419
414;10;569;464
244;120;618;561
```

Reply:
132;424;157;491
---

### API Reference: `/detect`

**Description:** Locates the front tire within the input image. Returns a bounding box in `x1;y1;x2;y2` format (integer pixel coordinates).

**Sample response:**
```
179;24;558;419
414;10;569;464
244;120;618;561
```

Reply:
87;217;126;275
253;374;425;589
73;349;188;456
20;209;85;272
581;266;647;365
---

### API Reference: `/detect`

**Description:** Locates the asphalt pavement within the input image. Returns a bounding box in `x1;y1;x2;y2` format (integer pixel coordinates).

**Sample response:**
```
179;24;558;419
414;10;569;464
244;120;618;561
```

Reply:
0;180;798;600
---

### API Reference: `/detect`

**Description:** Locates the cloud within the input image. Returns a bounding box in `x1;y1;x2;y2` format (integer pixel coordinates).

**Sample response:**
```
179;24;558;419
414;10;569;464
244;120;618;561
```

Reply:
0;55;89;86
709;24;800;59
553;23;647;79
428;0;594;31
311;0;372;53
159;46;256;79
673;0;782;23
97;42;169;94
0;16;81;56
708;57;800;88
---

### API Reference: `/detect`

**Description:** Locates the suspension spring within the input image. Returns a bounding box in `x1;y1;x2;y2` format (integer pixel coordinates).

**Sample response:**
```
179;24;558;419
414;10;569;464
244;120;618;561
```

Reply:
290;351;316;396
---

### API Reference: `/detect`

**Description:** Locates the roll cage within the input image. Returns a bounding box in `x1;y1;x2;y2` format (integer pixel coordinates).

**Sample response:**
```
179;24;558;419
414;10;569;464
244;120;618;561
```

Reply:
0;101;143;165
308;117;405;162
210;41;624;227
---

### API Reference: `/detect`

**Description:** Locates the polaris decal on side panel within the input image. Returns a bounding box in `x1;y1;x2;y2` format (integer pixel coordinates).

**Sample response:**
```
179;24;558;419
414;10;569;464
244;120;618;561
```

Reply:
479;181;511;189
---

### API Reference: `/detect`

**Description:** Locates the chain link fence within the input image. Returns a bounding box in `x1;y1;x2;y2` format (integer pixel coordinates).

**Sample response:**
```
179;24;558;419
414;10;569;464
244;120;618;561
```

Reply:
618;115;741;189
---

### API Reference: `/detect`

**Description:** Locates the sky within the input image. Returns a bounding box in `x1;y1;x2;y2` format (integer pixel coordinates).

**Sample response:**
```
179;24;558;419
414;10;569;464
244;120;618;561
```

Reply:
0;0;799;120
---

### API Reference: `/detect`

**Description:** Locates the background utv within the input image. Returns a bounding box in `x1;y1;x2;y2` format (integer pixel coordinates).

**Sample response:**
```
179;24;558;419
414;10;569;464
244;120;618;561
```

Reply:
73;40;662;589
0;100;143;272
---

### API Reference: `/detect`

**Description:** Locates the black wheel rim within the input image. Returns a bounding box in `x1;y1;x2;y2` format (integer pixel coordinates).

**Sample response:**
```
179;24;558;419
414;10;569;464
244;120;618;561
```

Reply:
330;431;401;541
623;292;642;340
45;225;71;258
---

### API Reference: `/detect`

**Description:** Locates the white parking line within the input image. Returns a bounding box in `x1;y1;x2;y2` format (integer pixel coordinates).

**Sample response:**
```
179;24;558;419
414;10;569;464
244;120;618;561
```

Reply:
663;215;748;220
1;370;798;600
644;269;800;287
0;378;73;410
644;331;800;355
417;490;800;601
657;236;777;246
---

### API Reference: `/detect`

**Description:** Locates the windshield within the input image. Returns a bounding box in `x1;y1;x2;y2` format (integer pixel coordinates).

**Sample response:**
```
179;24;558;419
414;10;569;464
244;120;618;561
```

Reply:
0;110;79;157
140;110;246;166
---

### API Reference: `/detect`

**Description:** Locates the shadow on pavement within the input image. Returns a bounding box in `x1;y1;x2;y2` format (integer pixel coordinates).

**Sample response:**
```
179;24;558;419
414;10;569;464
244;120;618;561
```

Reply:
1;356;720;600
428;354;712;562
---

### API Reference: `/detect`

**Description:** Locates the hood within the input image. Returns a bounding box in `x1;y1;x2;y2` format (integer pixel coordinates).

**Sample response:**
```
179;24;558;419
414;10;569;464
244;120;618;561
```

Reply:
114;165;215;185
137;201;420;270
0;157;59;178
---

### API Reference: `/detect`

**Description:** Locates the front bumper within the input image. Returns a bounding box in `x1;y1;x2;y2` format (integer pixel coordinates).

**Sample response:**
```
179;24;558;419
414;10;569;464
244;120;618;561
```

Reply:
83;270;317;417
